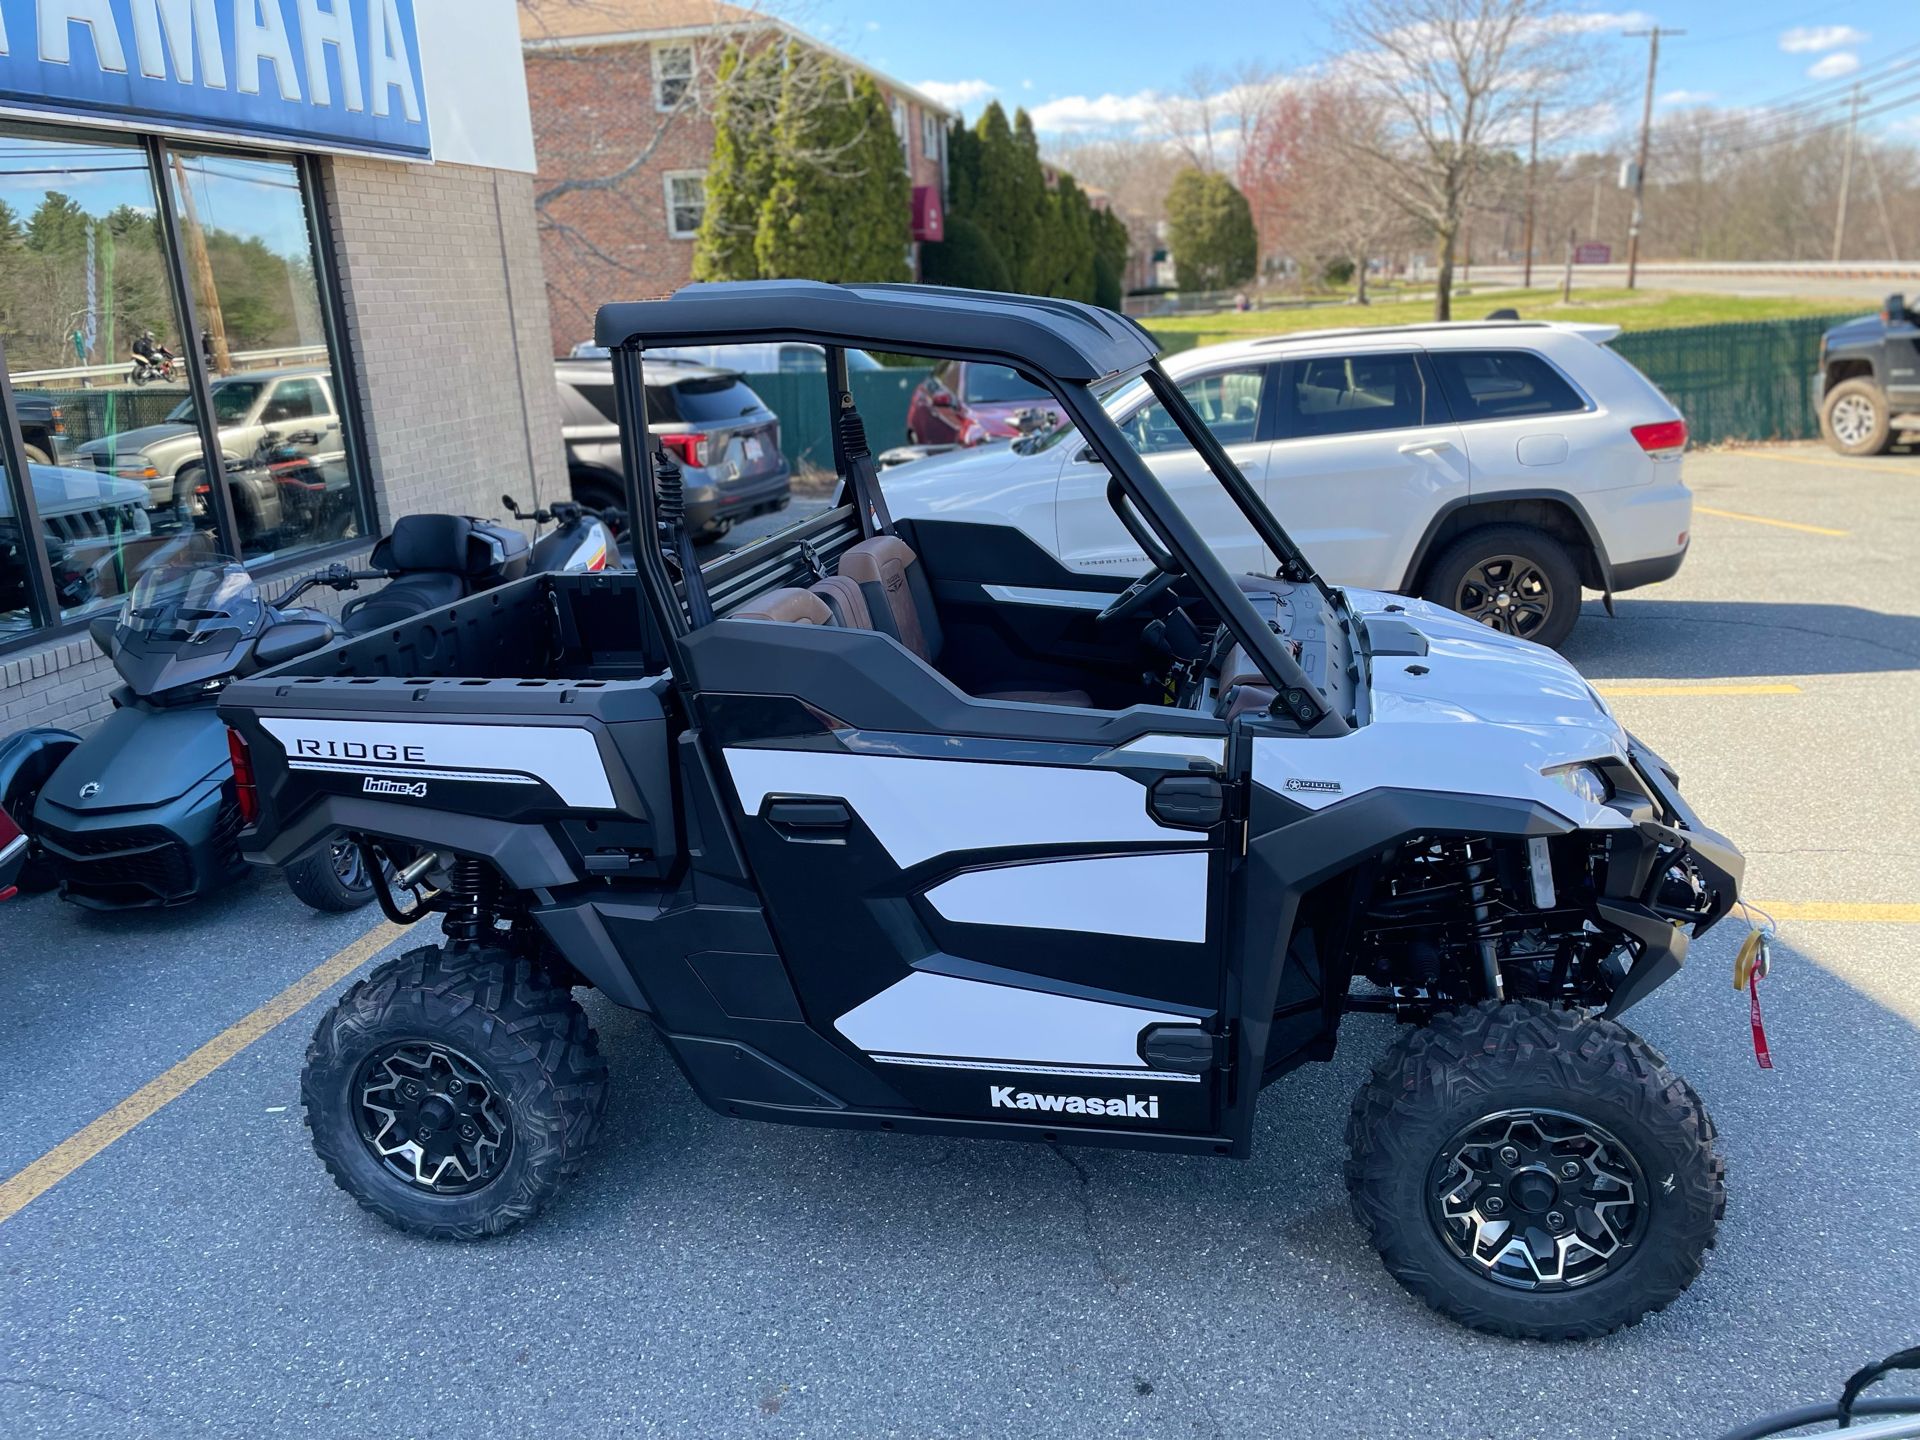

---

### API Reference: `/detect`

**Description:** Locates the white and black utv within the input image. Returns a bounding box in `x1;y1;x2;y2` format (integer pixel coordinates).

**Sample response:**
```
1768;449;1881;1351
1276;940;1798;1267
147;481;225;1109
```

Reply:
219;282;1744;1340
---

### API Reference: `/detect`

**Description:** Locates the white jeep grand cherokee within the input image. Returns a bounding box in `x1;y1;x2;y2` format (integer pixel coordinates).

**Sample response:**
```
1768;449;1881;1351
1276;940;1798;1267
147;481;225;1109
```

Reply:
881;320;1691;648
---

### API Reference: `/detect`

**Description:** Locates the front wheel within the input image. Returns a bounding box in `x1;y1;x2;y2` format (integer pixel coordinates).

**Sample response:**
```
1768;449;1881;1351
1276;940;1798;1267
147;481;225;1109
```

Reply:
302;945;609;1239
1345;1000;1723;1340
1422;524;1581;649
1820;378;1893;456
284;840;381;912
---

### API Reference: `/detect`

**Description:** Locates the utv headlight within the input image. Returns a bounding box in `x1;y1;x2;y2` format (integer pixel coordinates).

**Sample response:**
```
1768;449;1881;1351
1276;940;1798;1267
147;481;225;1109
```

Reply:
1545;763;1612;807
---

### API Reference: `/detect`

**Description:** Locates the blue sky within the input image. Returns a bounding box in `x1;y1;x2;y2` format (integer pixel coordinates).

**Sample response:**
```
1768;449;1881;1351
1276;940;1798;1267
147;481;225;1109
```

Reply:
805;1;1920;148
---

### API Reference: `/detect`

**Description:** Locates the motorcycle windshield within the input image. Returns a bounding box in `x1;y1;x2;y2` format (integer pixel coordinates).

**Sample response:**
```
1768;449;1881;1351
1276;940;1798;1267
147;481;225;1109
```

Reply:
125;558;266;643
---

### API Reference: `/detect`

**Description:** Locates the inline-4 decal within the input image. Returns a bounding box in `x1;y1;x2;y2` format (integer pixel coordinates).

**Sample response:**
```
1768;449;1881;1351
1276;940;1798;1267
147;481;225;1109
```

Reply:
260;718;616;808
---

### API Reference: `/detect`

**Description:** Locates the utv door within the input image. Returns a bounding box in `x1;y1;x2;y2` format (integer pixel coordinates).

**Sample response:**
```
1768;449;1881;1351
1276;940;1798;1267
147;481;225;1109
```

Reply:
682;620;1240;1147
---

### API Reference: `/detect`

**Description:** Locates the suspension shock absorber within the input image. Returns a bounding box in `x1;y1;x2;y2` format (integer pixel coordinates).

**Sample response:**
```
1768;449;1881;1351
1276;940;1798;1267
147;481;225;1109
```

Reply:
1461;838;1506;1001
443;856;497;949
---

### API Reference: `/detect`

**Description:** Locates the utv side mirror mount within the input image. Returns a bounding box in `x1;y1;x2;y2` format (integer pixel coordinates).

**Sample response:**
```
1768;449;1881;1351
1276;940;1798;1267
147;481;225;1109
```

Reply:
87;614;117;657
1884;294;1907;325
248;619;335;673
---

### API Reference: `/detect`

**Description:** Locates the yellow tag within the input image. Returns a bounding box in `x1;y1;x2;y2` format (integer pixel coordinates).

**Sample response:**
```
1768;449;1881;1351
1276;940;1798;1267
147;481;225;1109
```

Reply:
1733;930;1764;990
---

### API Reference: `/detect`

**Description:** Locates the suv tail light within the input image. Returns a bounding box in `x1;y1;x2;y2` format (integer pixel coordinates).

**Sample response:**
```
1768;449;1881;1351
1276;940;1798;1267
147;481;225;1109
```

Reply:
226;726;259;825
1631;419;1687;458
659;432;710;468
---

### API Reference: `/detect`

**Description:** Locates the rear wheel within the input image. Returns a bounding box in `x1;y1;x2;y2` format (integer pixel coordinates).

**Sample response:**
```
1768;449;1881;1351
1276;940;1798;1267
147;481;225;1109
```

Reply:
302;945;609;1239
1422;524;1580;649
283;840;381;912
1345;1000;1723;1340
1820;378;1893;456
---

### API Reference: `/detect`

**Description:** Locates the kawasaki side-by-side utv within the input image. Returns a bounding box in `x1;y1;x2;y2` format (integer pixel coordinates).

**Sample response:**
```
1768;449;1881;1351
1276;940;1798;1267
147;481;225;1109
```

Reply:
220;282;1745;1340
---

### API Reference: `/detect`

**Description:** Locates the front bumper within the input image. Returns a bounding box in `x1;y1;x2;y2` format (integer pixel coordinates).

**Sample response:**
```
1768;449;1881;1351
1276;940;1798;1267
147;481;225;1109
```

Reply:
34;782;245;908
1599;739;1745;1018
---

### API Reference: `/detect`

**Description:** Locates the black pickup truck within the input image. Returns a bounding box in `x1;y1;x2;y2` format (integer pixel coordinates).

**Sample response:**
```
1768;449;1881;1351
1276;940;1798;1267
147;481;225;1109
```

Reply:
1817;293;1920;455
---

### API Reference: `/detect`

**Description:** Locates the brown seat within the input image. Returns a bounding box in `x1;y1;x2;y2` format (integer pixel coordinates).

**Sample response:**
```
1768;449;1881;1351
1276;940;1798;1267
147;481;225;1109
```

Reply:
808;574;872;629
836;536;1090;707
730;587;832;626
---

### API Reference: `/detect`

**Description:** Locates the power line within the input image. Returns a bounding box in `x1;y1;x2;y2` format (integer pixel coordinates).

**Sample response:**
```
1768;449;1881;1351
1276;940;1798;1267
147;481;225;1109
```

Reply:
1656;44;1920;145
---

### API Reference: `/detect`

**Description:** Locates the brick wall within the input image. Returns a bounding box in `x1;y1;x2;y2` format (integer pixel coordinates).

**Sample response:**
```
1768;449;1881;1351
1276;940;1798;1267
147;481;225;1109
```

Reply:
2;156;564;738
529;38;949;358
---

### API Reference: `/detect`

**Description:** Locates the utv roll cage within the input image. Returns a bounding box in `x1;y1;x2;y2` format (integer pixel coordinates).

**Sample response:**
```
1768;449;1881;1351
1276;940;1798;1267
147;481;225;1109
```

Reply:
594;281;1351;736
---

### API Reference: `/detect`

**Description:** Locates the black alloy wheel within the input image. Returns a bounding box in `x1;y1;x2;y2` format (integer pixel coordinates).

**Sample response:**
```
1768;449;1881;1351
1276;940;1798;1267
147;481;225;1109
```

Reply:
1426;1107;1650;1291
1453;553;1554;640
353;1040;512;1195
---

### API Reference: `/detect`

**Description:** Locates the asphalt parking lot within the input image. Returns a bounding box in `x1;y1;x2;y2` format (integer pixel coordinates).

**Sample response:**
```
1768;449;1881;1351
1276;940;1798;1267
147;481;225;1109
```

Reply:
3;443;1917;1439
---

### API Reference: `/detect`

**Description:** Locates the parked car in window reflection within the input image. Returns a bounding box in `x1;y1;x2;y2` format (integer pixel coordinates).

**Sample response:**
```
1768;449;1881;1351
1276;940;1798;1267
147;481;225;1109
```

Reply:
0;460;155;635
70;367;340;543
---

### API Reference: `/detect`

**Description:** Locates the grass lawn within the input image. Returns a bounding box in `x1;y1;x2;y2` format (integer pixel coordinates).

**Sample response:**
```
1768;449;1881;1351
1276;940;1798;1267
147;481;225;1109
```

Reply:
1145;287;1855;350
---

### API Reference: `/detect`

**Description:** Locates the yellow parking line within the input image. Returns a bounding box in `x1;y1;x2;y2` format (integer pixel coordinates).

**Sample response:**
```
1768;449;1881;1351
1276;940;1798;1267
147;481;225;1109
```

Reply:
0;920;403;1226
1738;450;1917;479
1693;505;1850;537
1594;682;1802;697
1752;901;1920;924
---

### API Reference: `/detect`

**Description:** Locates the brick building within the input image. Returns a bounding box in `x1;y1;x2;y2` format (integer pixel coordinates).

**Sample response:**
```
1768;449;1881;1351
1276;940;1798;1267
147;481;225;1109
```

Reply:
522;0;951;356
0;2;562;733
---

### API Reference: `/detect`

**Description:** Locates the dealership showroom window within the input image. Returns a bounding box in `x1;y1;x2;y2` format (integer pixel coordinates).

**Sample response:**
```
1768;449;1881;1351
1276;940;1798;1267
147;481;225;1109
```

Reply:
0;130;356;644
0;0;562;728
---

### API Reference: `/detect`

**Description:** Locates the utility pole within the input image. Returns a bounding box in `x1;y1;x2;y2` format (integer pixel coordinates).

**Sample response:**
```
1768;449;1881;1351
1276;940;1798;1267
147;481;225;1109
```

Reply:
1831;83;1862;263
1589;169;1602;238
1623;26;1684;289
1866;145;1900;262
1522;99;1540;289
169;153;231;375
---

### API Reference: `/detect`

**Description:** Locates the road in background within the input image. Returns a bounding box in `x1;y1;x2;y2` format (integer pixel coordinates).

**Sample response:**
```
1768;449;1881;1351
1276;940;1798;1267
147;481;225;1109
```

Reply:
2;444;1916;1439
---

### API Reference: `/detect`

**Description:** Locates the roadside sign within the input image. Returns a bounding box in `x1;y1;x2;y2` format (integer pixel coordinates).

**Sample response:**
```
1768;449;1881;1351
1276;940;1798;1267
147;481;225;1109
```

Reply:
1574;243;1612;264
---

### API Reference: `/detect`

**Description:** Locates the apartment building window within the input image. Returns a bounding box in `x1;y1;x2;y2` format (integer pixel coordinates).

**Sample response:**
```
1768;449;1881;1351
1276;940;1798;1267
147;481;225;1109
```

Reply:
922;110;939;165
891;98;909;164
665;171;707;239
653;44;695;110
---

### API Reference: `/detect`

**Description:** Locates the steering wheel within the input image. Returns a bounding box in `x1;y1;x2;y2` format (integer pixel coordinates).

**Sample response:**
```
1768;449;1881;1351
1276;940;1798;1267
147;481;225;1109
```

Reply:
1097;567;1180;624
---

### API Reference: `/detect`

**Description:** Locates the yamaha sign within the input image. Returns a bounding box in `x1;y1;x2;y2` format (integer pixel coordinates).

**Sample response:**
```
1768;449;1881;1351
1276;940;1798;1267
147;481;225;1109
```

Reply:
0;0;430;158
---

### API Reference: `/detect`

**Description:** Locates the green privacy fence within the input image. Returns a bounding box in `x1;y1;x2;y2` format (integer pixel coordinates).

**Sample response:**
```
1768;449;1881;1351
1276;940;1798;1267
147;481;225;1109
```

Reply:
744;367;933;473
740;314;1847;464
1609;313;1850;447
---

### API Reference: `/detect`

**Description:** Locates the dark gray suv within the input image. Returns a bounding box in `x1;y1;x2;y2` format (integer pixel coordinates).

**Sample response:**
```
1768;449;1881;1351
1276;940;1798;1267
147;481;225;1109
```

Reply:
555;359;789;542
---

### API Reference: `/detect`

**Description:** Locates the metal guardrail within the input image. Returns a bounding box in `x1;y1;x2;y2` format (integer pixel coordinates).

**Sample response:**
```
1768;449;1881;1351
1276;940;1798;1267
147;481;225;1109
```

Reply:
12;344;328;386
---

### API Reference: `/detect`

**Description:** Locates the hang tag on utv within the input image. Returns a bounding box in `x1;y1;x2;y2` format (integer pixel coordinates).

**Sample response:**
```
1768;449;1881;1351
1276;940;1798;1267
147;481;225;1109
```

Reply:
1734;931;1775;1070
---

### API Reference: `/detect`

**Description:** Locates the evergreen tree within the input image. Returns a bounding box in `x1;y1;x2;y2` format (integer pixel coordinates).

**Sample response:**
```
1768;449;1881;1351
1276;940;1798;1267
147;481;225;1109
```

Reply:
754;63;909;282
1090;206;1130;309
1164;168;1257;291
945;118;982;218
1009;109;1052;293
693;44;780;282
965;104;1033;292
1047;175;1098;302
920;214;1010;291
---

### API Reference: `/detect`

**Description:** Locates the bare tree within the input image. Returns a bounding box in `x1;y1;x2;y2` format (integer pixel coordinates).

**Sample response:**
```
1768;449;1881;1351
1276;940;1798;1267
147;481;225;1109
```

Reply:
1244;82;1411;301
1155;62;1286;174
1332;0;1594;319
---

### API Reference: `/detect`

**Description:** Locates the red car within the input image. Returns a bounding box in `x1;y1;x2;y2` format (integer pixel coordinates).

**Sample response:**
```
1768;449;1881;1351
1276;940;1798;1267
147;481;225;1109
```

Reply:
0;802;25;902
905;360;1062;447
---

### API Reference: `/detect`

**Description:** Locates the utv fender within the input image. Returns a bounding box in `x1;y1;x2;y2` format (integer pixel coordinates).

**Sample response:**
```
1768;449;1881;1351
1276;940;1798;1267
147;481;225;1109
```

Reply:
0;726;81;807
1397;491;1615;596
249;796;581;891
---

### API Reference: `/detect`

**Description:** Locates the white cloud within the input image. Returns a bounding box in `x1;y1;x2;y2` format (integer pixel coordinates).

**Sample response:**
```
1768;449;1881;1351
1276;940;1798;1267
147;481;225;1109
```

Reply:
914;78;994;111
1658;88;1717;107
1807;52;1862;80
864;19;879;31
1028;90;1162;134
1780;24;1868;54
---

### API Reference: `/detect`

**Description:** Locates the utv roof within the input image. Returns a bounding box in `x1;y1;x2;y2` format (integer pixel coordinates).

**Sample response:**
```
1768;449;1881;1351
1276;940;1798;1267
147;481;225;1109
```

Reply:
595;280;1161;384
